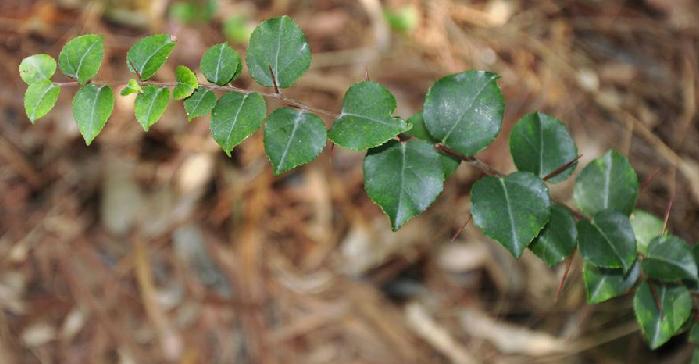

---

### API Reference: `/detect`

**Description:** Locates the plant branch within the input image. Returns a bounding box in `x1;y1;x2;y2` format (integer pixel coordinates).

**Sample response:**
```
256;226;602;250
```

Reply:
434;143;503;177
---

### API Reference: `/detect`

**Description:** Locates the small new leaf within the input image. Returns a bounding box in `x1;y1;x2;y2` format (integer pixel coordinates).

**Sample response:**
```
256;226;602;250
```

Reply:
200;43;242;86
583;261;639;304
24;80;60;123
471;172;552;257
574;150;638;216
630;210;664;255
529;204;577;267
135;85;170;131
633;282;691;349
183;88;216;121
642;235;698;282
363;140;445;231
19;54;56;85
58;34;104;84
210;91;266;156
72;84;114;145
328;81;409;150
173;65;198;100
120;79;142;96
127;34;176;80
264;108;326;175
577;210;636;272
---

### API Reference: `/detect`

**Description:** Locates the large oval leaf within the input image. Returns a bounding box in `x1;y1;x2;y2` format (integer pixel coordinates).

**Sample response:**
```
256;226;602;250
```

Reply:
574;150;638;216
264;108;326;175
529;204;577;267
577;210;636;272
173;65;198;100
246;15;311;88
72;84;114;145
363;139;444;231
407;111;460;178
135;85;170;131
19;54;56;85
24;80;60;123
471;172;551;257
183;88;216;121
127;34;176;80
630;209;664;255
633;282;691;349
423;71;504;156
509;112;578;183
210;91;266;156
583;261;639;304
200;43;242;86
58;34;104;84
642;235;698;282
328;81;409;150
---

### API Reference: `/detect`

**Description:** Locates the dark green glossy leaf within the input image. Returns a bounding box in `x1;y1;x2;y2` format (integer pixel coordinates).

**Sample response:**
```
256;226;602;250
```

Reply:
573;150;638;216
200;43;242;85
471;172;551;257
210;91;266;156
246;15;311;88
529;204;577;267
577;210;636;272
72;84;114;145
633;282;691;349
363;139;444;231
19;54;56;85
183;88;216;121
328;81;409;150
58;34;104;84
127;34;176;80
509;112;578;183
120;79;142;96
583;261;639;304
423;71;504;156
630;209;664;255
264;108;327;175
24;80;60;123
407;111;460;178
642;235;698;282
135;85;170;131
173;65;198;100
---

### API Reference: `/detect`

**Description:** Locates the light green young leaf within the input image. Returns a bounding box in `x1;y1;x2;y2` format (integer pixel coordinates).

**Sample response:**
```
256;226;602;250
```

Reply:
200;43;242;86
135;85;170;131
633;282;691;349
509;112;578;183
642;235;698;282
529;204;577;267
120;79;142;96
583;261;639;304
127;34;176;80
224;15;253;44
58;34;104;84
384;5;419;33
407;111;460;178
183;88;216;121
328;81;409;150
574;150;638;216
246;15;311;88
24;80;60;123
423;71;504;156
363;140;444;231
173;65;198;100
264;108;326;175
577;210;636;272
19;54;56;85
471;172;551;257
72;84;114;145
210;91;266;156
630;209;664;254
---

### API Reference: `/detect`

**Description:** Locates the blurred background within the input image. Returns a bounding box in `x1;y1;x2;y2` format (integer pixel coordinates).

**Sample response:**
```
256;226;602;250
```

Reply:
1;0;698;363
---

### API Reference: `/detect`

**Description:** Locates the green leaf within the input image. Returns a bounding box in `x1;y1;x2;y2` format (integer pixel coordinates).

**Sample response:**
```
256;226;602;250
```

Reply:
384;5;419;33
200;43;242;86
407;111;460;178
689;323;699;344
120;79;142;96
24;80;60;123
210;91;266;156
173;65;198;100
630;209;664;255
224;15;253;44
58;34;104;84
246;15;311;88
263;108;327;175
135;85;170;131
573;150;638;216
529;204;577;267
183;88;216;121
577;210;636;272
642;235;698;282
19;54;56;84
633;282;691;349
693;349;699;364
363;140;445;231
72;84;115;145
328;81;409;150
127;34;176;80
423;71;504;156
471;172;552;257
583;261;639;304
509;112;578;183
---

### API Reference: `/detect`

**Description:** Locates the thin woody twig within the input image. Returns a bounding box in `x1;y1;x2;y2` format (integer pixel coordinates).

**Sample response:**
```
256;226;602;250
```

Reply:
544;154;582;181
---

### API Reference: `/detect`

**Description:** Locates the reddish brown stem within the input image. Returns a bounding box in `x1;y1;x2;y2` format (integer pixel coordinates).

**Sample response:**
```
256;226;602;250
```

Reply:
543;154;582;181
